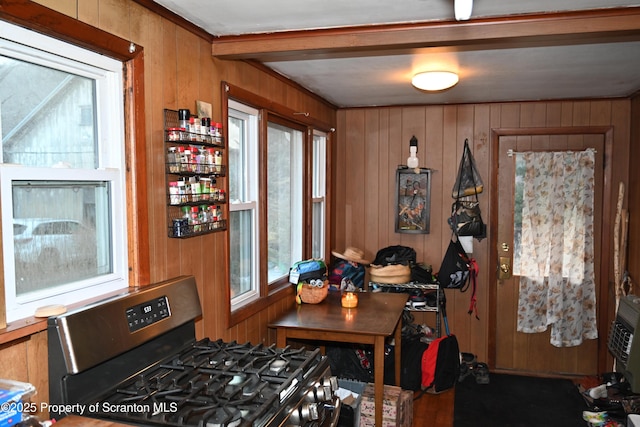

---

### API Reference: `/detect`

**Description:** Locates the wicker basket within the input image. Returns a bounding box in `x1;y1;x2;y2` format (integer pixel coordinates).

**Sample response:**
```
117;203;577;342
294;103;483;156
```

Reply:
296;281;328;304
369;264;411;284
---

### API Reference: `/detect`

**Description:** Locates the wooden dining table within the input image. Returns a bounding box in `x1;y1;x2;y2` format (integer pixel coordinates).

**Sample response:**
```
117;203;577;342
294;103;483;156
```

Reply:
269;291;409;427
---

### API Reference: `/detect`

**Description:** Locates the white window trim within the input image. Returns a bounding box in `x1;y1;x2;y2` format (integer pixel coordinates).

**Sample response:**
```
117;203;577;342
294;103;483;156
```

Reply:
312;130;327;258
265;121;304;285
228;100;260;310
0;20;128;322
1;167;128;302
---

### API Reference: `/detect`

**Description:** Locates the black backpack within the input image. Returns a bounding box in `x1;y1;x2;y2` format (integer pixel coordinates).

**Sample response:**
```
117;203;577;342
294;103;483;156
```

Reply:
383;337;429;391
373;245;416;266
326;345;373;383
421;334;461;393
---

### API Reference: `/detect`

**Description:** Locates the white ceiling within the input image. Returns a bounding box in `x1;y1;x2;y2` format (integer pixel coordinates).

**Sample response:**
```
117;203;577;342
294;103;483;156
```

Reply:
151;0;640;107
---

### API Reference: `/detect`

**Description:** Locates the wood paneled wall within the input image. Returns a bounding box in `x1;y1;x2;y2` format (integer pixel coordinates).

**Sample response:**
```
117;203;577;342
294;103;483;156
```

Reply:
334;100;631;365
124;4;335;344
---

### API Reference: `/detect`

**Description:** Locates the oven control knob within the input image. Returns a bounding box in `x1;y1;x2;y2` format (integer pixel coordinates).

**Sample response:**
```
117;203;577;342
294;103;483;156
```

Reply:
314;384;333;402
298;402;320;422
322;376;339;394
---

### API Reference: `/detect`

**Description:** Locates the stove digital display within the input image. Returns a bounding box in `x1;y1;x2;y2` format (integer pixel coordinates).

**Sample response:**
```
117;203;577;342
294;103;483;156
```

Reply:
126;295;170;332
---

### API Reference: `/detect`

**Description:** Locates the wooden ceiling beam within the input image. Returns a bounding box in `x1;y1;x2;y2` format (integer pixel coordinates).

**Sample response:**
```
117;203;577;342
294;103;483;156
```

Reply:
211;7;640;60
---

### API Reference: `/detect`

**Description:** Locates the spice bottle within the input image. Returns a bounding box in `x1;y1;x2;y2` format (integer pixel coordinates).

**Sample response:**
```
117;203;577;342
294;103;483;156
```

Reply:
213;151;222;174
190;206;201;232
213;122;223;138
181;205;190;219
189;117;198;140
201;117;211;140
167;146;179;172
167;128;182;142
200;177;211;200
189;177;199;202
206;148;215;172
182;149;191;173
168;181;179;205
177;180;187;204
178;109;190;130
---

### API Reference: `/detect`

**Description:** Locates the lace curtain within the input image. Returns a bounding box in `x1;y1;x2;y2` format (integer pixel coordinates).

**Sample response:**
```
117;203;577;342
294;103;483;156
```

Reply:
516;149;598;347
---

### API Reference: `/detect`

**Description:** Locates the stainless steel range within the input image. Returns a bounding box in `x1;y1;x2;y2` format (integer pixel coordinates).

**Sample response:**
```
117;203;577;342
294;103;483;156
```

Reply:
48;276;340;427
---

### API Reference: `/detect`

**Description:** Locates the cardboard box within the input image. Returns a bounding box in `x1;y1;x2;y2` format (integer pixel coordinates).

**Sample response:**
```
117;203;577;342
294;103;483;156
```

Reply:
359;383;413;427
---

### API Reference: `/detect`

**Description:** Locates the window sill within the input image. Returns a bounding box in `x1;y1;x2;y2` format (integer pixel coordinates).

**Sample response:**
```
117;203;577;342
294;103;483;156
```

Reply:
229;284;292;327
0;316;48;345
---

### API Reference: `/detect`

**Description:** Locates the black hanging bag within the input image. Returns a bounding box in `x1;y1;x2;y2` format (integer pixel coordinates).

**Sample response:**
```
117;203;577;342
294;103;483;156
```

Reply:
437;236;471;291
449;200;486;239
452;138;484;198
437;232;480;318
450;139;486;240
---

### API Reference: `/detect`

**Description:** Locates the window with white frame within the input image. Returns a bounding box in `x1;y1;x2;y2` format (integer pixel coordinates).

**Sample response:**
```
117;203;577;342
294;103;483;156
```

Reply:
0;21;128;322
312;131;327;259
266;120;304;284
228;101;259;310
228;94;326;312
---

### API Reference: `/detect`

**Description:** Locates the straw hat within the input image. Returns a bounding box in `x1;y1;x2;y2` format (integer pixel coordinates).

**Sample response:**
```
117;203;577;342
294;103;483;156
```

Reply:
331;247;371;265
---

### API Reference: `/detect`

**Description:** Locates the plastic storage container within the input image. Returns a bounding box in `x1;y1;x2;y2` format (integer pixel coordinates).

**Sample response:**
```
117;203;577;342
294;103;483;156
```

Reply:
0;379;36;427
337;379;365;427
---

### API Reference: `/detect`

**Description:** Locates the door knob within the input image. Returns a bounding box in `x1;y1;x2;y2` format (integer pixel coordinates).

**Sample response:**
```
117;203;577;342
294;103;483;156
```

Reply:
498;256;512;280
500;262;510;273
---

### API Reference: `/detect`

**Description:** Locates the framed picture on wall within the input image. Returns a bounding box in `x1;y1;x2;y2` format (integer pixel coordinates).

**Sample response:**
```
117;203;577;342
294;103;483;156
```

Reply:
396;166;432;234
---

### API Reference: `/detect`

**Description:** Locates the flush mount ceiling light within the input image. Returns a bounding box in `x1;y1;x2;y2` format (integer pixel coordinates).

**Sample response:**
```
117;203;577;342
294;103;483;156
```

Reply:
454;0;473;21
412;71;459;91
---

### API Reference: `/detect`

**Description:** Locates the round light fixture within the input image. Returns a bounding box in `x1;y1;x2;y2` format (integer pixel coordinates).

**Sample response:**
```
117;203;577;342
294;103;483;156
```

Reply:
455;0;473;21
412;71;459;91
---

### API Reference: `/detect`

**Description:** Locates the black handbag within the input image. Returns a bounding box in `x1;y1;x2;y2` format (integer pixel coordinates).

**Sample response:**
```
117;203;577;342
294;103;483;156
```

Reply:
449;200;486;238
437;237;471;291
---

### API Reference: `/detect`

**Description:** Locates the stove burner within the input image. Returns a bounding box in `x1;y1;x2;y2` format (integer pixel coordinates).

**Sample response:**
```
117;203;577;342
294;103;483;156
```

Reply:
242;376;266;398
229;373;246;385
269;360;287;374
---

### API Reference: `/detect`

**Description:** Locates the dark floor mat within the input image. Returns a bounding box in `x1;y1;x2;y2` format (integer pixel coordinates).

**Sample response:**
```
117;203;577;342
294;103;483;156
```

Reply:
454;373;589;427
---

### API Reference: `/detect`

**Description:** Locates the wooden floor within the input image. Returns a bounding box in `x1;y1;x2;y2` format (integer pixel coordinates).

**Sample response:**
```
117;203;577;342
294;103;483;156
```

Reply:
412;387;455;427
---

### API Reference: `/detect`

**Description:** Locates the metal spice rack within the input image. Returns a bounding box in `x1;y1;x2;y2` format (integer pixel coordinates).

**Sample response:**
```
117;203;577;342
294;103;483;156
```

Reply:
164;108;227;238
